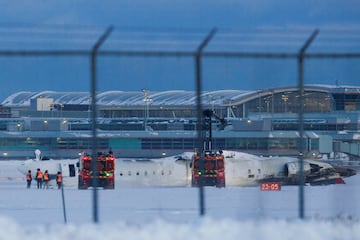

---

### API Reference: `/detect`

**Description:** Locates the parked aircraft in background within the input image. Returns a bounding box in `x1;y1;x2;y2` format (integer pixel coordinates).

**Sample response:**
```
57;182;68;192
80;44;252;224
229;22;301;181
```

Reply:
16;150;356;188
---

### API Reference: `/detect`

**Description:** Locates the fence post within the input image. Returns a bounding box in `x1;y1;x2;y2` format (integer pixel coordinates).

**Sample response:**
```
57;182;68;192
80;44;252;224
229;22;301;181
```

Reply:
298;29;319;219
90;25;114;223
195;28;217;216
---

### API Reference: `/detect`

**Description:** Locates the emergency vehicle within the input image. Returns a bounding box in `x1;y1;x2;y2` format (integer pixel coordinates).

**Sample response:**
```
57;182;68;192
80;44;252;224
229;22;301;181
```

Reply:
191;109;226;188
78;151;115;189
192;150;225;187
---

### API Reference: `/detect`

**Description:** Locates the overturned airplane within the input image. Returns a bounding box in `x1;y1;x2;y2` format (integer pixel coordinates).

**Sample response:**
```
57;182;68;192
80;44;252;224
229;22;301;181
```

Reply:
17;149;356;188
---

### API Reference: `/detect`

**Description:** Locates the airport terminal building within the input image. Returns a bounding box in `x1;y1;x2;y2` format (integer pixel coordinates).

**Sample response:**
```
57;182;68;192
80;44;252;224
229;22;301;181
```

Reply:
0;84;360;159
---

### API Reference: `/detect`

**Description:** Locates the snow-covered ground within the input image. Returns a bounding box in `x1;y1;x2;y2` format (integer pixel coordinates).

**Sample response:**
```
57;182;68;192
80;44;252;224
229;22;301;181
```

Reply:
0;160;359;240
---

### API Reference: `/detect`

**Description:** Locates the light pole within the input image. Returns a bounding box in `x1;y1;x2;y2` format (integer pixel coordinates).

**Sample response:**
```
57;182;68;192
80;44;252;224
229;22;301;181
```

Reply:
281;94;289;112
87;97;91;120
265;98;270;113
59;103;64;118
142;89;152;130
16;123;21;132
43;120;48;131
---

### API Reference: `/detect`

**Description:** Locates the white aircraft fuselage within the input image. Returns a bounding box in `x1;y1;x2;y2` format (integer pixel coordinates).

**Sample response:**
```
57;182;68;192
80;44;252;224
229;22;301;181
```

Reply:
17;150;350;187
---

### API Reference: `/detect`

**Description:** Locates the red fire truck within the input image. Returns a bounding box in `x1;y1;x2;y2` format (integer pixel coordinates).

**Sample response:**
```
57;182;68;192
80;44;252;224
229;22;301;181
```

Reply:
78;151;115;189
191;109;226;188
192;150;225;188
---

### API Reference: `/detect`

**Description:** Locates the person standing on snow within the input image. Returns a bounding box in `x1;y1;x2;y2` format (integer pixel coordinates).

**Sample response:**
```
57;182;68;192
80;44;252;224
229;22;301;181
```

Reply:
26;170;32;188
43;170;49;189
35;168;43;189
56;171;63;189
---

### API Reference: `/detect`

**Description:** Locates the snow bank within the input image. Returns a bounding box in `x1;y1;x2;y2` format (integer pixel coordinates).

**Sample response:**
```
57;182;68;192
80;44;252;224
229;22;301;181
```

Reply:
1;216;359;240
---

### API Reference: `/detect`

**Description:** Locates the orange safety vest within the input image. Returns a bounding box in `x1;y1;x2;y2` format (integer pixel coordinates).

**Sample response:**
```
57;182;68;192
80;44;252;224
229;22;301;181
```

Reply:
56;173;62;183
36;171;43;179
44;172;49;181
26;173;32;181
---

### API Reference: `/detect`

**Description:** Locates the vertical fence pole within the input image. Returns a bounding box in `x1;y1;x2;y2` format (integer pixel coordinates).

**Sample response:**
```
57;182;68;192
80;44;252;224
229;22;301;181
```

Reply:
90;25;113;223
61;183;67;224
195;28;217;216
298;29;319;219
58;163;67;224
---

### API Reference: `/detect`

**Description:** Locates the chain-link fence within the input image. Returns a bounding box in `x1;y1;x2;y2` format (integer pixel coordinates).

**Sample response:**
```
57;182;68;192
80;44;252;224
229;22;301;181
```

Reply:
1;24;360;222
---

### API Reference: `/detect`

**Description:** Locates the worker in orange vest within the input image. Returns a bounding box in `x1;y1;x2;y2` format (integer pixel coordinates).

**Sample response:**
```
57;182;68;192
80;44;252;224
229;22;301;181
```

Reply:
43;170;49;189
26;170;32;189
35;168;43;189
56;171;63;189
